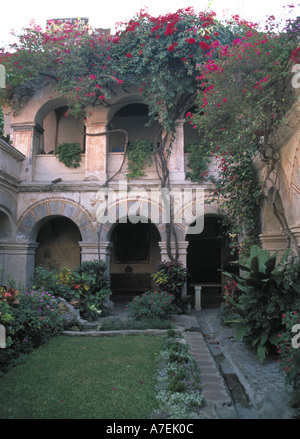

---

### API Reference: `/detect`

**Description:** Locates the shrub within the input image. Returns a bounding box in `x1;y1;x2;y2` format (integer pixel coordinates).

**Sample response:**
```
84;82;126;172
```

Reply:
151;261;188;311
222;246;300;363
0;289;63;372
126;291;180;320
218;280;243;323
277;310;300;406
32;260;112;321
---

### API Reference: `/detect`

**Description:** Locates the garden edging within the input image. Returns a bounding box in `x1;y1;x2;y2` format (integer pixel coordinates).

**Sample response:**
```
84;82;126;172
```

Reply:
61;327;186;337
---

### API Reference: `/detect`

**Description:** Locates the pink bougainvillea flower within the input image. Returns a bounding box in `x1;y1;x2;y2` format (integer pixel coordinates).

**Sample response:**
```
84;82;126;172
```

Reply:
187;38;196;44
126;53;133;58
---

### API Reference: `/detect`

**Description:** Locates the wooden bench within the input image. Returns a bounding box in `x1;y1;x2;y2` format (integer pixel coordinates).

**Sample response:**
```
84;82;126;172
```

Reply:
110;273;151;294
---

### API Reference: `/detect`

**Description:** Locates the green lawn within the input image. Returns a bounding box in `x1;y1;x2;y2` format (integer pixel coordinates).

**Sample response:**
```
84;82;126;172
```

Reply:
0;335;165;419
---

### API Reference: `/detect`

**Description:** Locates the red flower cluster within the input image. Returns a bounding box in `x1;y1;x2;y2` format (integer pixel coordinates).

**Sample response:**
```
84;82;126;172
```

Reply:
291;47;300;63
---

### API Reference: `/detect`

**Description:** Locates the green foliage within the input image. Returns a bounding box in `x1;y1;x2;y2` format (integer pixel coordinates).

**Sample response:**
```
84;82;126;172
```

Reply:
33;260;112;322
55;142;82;168
222;246;300;363
126;140;154;179
277;310;300;406
189;16;300;257
152;260;188;310
0;335;164;418
185;142;211;182
126;291;180;320
99;317;175;331
0;289;63;373
151;337;204;419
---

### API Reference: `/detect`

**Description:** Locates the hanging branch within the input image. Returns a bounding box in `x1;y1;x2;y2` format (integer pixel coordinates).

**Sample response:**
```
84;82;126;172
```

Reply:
81;128;129;261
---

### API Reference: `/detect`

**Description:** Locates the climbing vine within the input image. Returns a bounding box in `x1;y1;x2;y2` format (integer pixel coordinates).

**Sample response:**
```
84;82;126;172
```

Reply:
188;11;300;258
56;142;82;168
126;140;154;179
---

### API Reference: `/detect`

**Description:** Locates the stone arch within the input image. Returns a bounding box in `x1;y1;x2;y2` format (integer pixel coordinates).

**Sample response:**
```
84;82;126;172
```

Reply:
107;100;159;152
96;189;167;243
107;214;162;300
34;97;85;154
35;216;82;271
17;197;96;243
0;190;17;241
0;209;13;241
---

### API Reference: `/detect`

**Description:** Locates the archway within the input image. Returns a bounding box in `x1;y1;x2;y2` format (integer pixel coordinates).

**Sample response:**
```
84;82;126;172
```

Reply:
34;99;85;154
109;219;161;301
35;216;82;271
0;210;13;242
186;215;238;307
108;103;159;152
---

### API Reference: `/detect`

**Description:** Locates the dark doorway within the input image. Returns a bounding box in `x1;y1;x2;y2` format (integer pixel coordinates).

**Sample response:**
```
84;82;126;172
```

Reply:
110;220;161;301
186;216;237;307
35;217;81;271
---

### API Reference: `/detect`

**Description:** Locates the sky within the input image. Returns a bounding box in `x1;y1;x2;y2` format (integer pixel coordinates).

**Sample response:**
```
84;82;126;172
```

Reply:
0;0;300;47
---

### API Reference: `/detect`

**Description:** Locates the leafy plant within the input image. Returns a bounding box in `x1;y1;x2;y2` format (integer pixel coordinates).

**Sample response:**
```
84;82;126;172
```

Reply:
222;245;300;363
33;261;112;321
277;310;300;406
218;280;243;323
151;336;204;419
126;290;180;320
152;260;189;311
0;288;63;373
0;286;19;306
126;140;154;179
185;142;212;182
190;15;300;258
56;142;82;168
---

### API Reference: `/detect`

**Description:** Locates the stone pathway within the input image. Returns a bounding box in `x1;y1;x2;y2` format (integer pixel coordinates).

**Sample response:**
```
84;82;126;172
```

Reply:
191;308;299;419
184;331;236;419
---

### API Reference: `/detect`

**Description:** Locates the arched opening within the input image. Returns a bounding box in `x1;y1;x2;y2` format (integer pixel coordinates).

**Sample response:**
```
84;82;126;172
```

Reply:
35;216;82;271
109;219;161;301
186;215;238;307
108;103;159;152
35;104;85;154
184;106;202;151
0;210;13;241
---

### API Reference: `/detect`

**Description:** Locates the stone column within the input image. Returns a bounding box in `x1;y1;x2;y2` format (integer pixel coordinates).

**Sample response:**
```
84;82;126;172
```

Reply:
11;123;36;182
79;241;113;267
0;242;39;286
158;240;189;296
194;286;202;311
168;119;186;182
84;122;107;182
259;233;289;261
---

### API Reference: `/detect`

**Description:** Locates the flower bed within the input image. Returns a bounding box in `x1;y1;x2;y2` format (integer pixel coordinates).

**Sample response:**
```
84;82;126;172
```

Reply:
151;334;205;419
